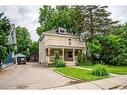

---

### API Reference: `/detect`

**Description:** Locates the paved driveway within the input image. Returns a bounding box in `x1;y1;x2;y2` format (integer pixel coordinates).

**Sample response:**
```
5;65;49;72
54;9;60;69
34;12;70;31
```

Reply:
0;62;74;89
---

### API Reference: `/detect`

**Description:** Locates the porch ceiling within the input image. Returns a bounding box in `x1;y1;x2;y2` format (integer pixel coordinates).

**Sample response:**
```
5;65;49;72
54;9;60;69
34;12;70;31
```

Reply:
45;45;85;49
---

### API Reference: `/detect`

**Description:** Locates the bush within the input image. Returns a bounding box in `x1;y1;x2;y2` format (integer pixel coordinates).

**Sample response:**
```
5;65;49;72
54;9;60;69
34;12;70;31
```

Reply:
92;65;108;76
76;51;86;66
54;59;65;67
53;52;65;67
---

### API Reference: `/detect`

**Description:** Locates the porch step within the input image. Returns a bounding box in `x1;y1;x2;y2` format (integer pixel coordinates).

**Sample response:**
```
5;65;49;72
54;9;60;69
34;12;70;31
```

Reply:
65;62;75;66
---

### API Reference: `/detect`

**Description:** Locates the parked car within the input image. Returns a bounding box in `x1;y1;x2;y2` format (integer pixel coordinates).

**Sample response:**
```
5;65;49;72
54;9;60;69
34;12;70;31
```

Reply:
15;53;27;65
17;57;26;65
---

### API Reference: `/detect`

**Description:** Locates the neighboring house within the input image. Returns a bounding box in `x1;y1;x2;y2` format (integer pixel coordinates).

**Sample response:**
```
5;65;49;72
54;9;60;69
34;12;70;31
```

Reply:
39;28;86;66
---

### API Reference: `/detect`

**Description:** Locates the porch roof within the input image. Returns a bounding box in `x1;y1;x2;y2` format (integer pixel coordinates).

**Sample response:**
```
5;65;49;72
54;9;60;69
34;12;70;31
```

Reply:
45;45;85;49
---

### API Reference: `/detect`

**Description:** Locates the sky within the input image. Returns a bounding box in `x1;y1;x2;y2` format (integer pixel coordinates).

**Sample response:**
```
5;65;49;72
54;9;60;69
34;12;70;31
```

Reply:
0;5;127;41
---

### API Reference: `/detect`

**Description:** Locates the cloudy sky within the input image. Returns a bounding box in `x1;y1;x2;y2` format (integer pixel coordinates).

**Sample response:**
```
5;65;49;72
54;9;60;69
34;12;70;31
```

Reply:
0;5;127;41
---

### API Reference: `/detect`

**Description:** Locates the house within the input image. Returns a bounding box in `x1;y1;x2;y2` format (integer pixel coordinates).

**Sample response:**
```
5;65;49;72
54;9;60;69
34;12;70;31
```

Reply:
39;28;86;66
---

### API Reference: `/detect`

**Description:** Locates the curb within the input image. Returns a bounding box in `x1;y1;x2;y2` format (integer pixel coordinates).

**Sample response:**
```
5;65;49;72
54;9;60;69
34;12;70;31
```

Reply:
1;63;14;71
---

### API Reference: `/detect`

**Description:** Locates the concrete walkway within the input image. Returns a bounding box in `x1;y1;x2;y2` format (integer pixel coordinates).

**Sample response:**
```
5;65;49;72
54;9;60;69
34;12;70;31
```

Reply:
48;75;127;90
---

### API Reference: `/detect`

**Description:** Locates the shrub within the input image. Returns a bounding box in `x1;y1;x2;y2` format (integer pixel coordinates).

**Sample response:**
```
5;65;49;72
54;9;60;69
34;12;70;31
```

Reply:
92;65;108;76
76;51;85;66
53;52;65;67
54;59;65;67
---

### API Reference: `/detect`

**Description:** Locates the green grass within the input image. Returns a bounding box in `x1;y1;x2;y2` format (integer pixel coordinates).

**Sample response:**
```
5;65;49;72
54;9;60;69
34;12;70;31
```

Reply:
54;67;107;81
80;64;127;75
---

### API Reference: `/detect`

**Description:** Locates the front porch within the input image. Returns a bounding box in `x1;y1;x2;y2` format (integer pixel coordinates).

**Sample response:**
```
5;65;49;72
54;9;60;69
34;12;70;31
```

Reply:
45;48;83;66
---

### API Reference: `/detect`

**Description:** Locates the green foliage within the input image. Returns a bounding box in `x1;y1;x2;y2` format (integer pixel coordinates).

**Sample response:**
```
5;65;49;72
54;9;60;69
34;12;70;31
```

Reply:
101;34;127;65
54;59;65;67
92;64;109;76
53;52;65;67
81;5;118;36
37;6;73;35
76;51;86;66
87;39;102;54
37;5;86;35
29;41;39;54
87;36;102;61
37;5;117;36
0;12;11;63
16;26;32;57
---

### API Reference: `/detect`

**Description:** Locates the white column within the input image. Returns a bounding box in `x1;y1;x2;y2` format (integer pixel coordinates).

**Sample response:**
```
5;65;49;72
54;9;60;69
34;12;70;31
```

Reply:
62;48;64;61
73;49;75;62
47;48;50;63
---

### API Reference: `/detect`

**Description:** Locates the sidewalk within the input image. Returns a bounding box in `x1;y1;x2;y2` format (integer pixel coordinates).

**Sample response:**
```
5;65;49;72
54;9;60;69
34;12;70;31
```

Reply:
48;75;127;90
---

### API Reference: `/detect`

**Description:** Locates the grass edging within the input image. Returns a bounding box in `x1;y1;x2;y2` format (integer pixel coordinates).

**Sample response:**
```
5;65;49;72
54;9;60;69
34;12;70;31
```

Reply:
53;68;84;81
53;67;109;82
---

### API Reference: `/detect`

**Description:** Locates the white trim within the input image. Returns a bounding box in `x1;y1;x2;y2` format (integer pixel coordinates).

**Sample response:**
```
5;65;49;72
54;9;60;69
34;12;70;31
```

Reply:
45;45;85;49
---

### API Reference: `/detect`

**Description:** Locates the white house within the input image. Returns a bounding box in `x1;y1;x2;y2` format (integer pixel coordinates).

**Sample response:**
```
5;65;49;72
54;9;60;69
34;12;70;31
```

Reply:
39;28;86;66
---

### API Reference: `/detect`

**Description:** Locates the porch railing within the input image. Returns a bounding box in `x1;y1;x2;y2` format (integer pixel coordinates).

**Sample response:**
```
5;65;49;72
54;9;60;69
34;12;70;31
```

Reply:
49;56;63;62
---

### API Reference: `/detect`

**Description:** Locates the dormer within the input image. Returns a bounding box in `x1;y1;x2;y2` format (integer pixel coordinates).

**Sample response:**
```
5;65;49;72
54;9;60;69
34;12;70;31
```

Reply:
56;28;67;34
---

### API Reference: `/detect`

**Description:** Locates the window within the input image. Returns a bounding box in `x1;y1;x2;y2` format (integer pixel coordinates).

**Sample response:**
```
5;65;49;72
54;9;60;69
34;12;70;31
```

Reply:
68;39;71;45
68;51;72;58
60;30;65;33
58;28;66;34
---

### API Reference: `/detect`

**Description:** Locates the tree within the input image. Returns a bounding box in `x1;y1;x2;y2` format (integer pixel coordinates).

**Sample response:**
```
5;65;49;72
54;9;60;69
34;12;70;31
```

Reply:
78;5;119;62
101;34;127;65
72;6;85;35
82;5;118;37
100;23;127;65
16;26;32;57
0;12;11;64
87;36;102;61
36;5;77;35
29;41;39;54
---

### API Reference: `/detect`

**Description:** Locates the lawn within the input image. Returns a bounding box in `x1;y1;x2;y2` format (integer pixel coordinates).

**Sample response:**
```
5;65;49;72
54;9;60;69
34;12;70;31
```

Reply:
54;67;107;81
80;64;127;75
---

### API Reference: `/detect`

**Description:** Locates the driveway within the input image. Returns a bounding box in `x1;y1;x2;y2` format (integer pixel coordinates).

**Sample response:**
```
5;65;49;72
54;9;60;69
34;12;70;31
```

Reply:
0;62;74;89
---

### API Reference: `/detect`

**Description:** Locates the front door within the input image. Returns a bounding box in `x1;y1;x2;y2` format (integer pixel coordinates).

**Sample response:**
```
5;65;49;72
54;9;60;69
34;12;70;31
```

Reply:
64;49;73;61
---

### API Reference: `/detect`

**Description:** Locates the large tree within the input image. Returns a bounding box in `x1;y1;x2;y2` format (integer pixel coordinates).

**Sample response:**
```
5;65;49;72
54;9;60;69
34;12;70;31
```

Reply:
0;12;11;64
79;5;119;62
37;5;118;37
82;5;118;37
16;26;32;56
101;34;127;65
36;5;78;35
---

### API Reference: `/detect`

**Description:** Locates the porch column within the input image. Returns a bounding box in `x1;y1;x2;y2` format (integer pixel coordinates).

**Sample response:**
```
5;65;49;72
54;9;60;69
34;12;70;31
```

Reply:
48;48;50;56
73;49;75;62
62;48;64;60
